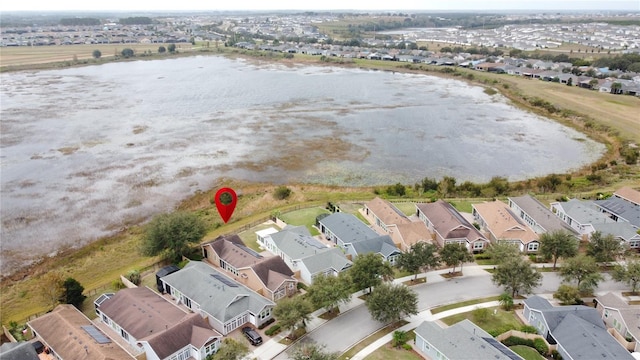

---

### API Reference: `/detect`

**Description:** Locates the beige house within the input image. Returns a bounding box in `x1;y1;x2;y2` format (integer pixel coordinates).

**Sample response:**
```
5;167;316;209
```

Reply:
201;234;298;301
363;197;433;251
28;305;136;360
472;200;539;253
614;186;640;206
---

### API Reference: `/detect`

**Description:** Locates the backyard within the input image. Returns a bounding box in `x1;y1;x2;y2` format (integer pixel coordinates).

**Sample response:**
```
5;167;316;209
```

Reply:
441;307;524;336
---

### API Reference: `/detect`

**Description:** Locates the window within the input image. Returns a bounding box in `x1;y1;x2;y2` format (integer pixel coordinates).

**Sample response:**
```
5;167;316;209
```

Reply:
473;241;484;250
528;242;539;252
259;308;271;320
121;329;129;341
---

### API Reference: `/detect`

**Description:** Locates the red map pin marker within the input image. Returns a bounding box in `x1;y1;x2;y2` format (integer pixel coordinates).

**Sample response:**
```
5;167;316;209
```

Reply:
214;187;237;223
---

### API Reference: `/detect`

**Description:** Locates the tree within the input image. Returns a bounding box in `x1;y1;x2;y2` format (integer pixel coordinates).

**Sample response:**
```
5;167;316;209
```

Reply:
588;78;599;89
141;212;207;263
210;338;248;360
566;77;573;86
485;242;521;265
439;243;473;273
437;176;456;198
92;49;102;59
611;82;622;94
587;231;625;263
158;46;166;53
348;253;393;294
273;296;313;339
397;242;440;281
559;255;603;293
553;284;581;305
539;230;578;269
39;271;64;310
273;186;292;200
121;48;134;58
306;273;351;314
365;283;418;324
392;330;409;348
167;43;176;53
498;292;514;311
290;343;338;360
492;257;542;297
60;277;86;308
611;260;640;294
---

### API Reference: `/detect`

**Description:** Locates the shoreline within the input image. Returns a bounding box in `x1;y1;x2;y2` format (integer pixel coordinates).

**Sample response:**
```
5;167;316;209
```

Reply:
1;48;637;324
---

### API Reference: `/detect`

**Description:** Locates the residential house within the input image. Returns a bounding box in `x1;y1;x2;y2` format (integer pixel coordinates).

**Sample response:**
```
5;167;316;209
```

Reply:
595;194;640;229
318;212;402;264
28;305;136;360
362;197;433;251
414;319;523;360
596;292;640;352
523;296;634;360
508;195;578;235
472;200;540;252
201;234;298;301
260;225;352;284
95;287;221;360
159;261;275;335
550;199;640;248
614;186;640;206
415;200;488;252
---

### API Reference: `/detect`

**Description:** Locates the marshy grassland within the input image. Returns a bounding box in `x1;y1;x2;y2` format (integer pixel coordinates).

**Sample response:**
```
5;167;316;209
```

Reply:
0;44;638;326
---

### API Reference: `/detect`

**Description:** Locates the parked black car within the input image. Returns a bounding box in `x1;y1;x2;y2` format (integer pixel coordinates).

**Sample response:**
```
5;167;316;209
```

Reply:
242;326;263;346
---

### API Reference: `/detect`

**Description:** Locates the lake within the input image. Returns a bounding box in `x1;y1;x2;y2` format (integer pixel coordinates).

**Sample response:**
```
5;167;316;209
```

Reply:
0;55;604;274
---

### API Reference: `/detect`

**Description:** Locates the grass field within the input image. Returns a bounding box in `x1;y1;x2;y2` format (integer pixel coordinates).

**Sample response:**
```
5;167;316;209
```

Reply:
429;296;500;314
441;307;524;335
0;43;198;68
363;344;423;360
510;345;546;360
279;207;329;235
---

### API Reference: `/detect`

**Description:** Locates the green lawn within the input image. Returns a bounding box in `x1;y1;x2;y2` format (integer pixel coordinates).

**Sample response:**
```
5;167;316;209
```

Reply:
430;296;500;314
363;344;423;360
280;207;329;235
339;322;408;360
441;307;524;336
510;345;545;360
238;222;280;251
391;202;417;216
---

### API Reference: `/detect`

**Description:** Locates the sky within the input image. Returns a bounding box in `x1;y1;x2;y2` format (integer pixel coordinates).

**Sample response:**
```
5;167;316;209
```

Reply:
1;0;638;12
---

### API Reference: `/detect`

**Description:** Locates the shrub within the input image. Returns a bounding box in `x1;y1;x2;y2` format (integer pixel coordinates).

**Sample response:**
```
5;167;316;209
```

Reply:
520;325;538;334
274;186;292;200
402;343;412;350
551;349;563;359
502;336;535;347
258;318;275;330
297;282;308;290
265;324;281;336
533;338;548;355
112;279;125;290
126;270;141;286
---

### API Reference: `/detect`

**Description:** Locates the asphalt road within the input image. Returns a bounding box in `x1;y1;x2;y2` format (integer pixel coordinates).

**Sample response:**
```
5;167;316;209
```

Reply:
274;265;628;359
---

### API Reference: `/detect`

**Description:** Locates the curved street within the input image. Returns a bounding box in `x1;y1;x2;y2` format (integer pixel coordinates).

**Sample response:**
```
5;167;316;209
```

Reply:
265;263;628;360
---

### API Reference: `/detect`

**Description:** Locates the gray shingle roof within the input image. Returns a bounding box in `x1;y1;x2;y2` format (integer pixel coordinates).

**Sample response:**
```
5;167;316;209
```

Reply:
553;313;634;359
301;247;352;274
350;235;401;258
415;319;523;360
557;199;616;226
0;342;39;360
319;213;379;244
161;262;274;323
594;196;640;228
509;195;578;234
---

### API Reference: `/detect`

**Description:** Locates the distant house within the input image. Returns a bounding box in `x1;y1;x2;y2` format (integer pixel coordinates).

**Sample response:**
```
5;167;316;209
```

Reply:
596;292;640;352
28;305;135;360
260;225;352;284
159;261;275;335
415;200;488;252
95;287;221;360
414;319;524;360
594;192;640;230
472;200;540;252
201;234;298;301
508;195;578;235
523;296;634;360
318;212;402;264
362;197;433;251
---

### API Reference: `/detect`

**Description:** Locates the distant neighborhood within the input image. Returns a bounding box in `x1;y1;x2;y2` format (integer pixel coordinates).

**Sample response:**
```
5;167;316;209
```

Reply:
5;186;640;360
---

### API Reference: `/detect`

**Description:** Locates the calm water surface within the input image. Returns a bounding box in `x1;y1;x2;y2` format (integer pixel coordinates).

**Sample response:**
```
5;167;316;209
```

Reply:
0;55;603;272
